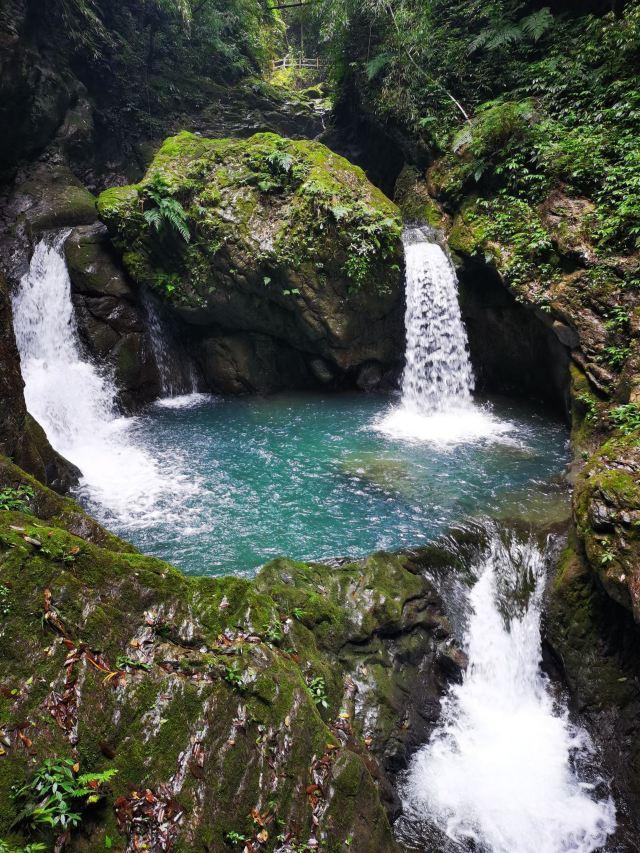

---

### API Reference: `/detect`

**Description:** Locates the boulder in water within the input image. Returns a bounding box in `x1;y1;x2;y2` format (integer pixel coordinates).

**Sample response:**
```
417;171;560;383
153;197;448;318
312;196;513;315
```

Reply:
97;131;404;392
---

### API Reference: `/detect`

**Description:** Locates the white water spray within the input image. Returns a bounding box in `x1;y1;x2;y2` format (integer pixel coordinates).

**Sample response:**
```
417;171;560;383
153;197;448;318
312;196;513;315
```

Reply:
402;533;616;852
377;228;511;444
11;236;196;526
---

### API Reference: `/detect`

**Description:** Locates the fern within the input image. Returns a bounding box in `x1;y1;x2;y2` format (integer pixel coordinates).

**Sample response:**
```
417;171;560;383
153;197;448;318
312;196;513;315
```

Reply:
142;174;190;243
143;207;163;233
520;8;554;42
365;52;391;81
470;8;554;53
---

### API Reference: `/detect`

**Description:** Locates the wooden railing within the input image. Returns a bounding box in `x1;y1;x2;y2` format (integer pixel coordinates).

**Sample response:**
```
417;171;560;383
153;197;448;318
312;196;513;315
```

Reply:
273;56;326;69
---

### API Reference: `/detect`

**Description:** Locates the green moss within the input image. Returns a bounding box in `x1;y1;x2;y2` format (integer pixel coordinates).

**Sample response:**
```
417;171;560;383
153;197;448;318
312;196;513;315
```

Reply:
98;131;402;308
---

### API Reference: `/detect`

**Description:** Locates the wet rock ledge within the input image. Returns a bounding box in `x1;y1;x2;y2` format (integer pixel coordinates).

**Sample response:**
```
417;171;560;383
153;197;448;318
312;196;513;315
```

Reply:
0;456;461;852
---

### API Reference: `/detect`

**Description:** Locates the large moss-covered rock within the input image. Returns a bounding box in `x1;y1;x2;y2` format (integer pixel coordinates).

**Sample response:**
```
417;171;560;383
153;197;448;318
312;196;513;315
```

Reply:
98;132;404;392
0;456;460;851
546;539;640;821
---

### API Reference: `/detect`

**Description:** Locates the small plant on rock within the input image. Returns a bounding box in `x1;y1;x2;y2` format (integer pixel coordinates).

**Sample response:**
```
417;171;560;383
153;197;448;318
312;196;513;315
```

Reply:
0;485;34;513
223;660;244;690
13;758;117;834
610;403;640;435
306;675;329;709
142;174;190;243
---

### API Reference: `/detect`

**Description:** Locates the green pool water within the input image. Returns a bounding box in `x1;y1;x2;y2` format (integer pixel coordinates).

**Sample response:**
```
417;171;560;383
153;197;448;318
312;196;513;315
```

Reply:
79;392;569;576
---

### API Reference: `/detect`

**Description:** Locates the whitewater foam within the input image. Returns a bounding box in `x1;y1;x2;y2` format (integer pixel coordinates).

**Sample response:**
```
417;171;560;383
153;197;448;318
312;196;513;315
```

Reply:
402;533;616;852
12;236;197;528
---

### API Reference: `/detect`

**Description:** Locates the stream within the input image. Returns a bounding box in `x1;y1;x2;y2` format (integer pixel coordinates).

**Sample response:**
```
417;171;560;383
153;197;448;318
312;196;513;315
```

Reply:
11;229;618;851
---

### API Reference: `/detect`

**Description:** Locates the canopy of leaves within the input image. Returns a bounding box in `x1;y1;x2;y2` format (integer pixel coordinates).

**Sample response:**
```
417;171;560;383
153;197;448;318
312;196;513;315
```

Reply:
312;0;640;251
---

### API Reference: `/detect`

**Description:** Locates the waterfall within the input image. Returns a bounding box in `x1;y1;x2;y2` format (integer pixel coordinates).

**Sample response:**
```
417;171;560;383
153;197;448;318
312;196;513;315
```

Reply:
400;531;616;853
401;228;474;412
11;235;194;525
142;290;201;402
376;228;511;444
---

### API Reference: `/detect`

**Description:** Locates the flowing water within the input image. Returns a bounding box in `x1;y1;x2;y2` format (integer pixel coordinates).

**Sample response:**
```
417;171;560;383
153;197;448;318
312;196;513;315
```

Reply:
12;235;568;576
11;232;616;851
377;228;507;444
398;531;617;852
11;236;196;515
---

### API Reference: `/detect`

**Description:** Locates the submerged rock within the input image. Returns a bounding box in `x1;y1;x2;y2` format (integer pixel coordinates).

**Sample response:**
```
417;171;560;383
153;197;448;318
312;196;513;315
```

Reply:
98;131;404;393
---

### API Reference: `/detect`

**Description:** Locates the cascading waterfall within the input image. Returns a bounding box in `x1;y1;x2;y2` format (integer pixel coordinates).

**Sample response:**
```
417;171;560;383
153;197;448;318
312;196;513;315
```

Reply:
401;227;475;412
377;227;511;443
142;290;202;404
400;531;616;853
11;235;195;525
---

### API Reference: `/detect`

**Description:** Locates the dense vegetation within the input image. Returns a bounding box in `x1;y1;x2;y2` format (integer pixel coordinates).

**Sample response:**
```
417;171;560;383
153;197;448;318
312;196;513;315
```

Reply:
308;0;640;252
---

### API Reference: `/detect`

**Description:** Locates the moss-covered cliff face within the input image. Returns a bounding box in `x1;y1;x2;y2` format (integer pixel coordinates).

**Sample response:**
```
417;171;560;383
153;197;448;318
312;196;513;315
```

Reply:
97;131;404;392
0;455;463;852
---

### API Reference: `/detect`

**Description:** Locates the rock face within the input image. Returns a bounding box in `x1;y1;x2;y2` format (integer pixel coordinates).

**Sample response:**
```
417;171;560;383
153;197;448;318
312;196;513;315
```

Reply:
98;131;405;393
0;455;462;852
546;539;640;831
64;224;161;409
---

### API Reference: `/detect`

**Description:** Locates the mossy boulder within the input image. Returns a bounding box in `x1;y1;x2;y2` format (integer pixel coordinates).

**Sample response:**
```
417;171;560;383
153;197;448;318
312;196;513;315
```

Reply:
0;457;462;851
546;539;640;818
98;131;404;391
573;434;640;620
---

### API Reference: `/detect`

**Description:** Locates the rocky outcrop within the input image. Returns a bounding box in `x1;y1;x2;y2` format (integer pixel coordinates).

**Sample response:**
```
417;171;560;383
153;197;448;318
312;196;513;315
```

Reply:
0;455;462;852
97;131;405;393
64;224;161;409
546;538;640;830
397;153;640;623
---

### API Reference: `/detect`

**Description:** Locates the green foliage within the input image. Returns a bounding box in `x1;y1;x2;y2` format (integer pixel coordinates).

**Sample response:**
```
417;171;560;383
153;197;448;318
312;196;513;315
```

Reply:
610;404;640;436
0;485;34;513
143;174;190;243
14;759;117;833
469;8;554;53
0;842;46;853
306;675;329;709
223;660;245;690
115;655;151;671
602;345;630;369
319;0;640;251
224;830;248;846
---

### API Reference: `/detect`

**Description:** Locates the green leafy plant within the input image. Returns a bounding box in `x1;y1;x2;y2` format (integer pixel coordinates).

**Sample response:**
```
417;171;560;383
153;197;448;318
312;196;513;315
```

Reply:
0;485;34;513
602;345;630;369
224;829;247;846
14;759;117;833
0;584;11;618
0;841;46;853
306;675;329;709
115;655;151;672
610;404;640;435
142;174;190;243
223;660;244;690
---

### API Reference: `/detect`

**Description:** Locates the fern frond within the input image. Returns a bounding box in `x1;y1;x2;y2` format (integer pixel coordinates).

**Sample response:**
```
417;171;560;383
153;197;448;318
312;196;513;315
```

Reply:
520;8;554;42
144;207;163;232
159;198;191;242
365;52;391;81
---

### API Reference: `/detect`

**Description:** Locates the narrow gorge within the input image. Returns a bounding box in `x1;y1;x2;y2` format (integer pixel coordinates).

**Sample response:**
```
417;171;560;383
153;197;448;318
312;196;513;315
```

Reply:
0;2;639;852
